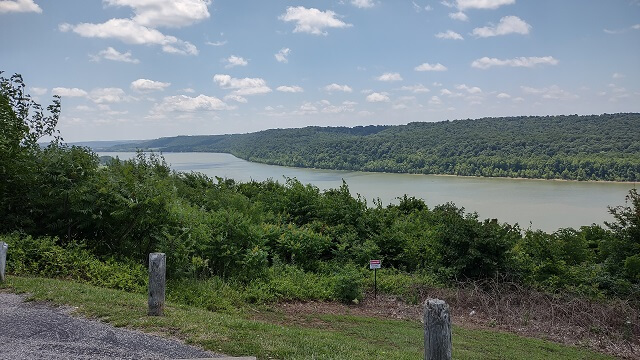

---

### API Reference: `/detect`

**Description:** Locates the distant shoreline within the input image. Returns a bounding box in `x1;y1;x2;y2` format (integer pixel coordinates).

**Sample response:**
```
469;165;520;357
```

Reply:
99;150;640;186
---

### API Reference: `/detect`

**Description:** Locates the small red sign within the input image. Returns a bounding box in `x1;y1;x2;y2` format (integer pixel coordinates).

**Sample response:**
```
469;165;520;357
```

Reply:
369;259;381;269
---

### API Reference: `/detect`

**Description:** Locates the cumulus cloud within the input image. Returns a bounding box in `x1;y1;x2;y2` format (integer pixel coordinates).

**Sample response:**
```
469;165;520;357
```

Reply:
275;48;291;63
225;55;248;68
435;30;464;40
102;0;211;28
224;94;248;103
429;96;442;105
154;94;233;113
497;92;511;99
456;84;482;94
89;88;131;103
472;16;531;37
449;11;468;21
131;79;170;92
0;0;41;13
471;56;558;69
213;74;272;96
51;87;88;97
399;84;430;93
351;0;375;8
279;6;352;35
366;92;390;102
324;83;353;92
612;73;625;79
277;85;304;93
377;72;403;81
59;19;198;55
89;47;140;64
456;0;515;10
415;63;448;71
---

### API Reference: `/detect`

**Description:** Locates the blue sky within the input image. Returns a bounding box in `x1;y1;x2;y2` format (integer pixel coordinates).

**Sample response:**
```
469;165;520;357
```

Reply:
1;0;639;142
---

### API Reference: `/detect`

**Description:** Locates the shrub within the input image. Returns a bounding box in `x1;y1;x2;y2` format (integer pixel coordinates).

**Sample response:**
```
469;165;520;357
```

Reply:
333;265;363;304
2;233;146;292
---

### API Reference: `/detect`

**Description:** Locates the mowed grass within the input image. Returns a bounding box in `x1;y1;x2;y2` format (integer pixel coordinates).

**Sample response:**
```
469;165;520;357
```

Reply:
2;276;614;360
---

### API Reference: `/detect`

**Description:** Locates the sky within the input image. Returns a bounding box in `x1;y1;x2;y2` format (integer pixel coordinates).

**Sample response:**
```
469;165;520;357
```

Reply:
1;0;639;142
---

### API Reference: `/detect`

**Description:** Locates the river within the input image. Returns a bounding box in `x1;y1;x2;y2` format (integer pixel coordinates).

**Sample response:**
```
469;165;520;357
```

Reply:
100;152;636;233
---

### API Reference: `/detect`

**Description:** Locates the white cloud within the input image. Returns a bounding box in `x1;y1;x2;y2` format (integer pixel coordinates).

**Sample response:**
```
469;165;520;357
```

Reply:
351;0;376;8
131;79;170;92
429;96;442;105
321;100;356;113
180;88;195;93
292;102;319;115
521;85;578;100
366;92;390;102
456;84;482;94
279;6;352;35
472;56;558;69
435;30;464;40
456;0;515;10
103;0;211;28
377;72;403;81
30;87;47;96
154;94;233;113
206;40;227;46
89;88;131;103
496;92;511;99
413;2;432;12
324;83;353;93
277;85;304;93
89;47;140;64
60;19;198;55
0;0;41;13
275;48;291;63
213;74;272;96
225;55;248;68
51;87;88;97
472;16;531;37
399;84;430;93
224;94;248;103
612;72;625;79
415;63;448;71
633;24;640;30
449;11;468;21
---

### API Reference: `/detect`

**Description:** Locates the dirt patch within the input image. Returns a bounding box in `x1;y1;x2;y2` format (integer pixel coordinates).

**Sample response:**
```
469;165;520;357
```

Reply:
255;287;639;359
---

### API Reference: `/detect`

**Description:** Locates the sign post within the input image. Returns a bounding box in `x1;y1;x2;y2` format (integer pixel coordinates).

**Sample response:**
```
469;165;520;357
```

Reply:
369;259;381;299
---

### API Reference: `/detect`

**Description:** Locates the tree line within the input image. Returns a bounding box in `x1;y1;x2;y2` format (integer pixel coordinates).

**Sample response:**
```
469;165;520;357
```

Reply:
110;113;640;182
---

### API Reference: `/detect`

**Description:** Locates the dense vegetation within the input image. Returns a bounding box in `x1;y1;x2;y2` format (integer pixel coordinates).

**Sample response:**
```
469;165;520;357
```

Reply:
110;113;640;182
2;73;639;307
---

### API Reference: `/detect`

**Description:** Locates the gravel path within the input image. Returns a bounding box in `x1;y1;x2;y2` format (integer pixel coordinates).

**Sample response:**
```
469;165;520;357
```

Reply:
0;292;222;360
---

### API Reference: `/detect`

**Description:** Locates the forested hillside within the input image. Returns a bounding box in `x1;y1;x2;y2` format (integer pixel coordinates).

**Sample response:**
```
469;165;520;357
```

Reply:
111;114;640;182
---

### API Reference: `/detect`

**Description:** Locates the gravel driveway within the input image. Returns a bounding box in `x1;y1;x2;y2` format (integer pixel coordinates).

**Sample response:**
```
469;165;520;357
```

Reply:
0;292;224;360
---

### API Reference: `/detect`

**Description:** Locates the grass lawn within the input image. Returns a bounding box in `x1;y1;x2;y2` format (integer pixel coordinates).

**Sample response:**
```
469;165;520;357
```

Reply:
1;276;615;360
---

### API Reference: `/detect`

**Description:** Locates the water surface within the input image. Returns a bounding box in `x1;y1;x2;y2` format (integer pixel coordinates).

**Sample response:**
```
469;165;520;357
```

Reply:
100;152;636;233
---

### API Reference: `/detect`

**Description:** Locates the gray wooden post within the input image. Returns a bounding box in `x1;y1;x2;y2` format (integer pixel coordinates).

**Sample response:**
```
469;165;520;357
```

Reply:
148;252;166;316
424;298;452;360
0;242;7;282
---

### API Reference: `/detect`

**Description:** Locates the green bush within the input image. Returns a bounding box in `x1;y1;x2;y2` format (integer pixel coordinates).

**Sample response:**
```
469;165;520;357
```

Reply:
2;233;146;292
333;265;363;304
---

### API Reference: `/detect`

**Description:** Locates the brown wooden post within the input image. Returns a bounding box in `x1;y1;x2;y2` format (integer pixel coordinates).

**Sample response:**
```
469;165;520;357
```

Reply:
0;242;7;282
424;298;452;360
148;252;166;316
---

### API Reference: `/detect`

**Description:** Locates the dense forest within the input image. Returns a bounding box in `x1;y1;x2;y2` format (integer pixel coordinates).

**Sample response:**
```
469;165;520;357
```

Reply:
109;113;640;182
